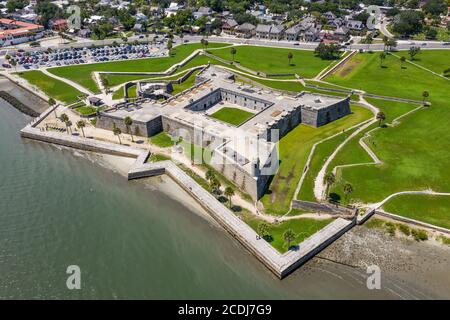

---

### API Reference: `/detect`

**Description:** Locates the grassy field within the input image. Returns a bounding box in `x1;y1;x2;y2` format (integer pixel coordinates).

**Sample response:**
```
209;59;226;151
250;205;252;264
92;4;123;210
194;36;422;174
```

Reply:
102;69;194;88
48;43;228;93
260;105;373;215
382;194;450;230
17;70;83;104
112;87;125;100
397;50;450;75
209;45;336;78
241;211;333;253
325;52;450;218
209;107;254;126
126;84;137;98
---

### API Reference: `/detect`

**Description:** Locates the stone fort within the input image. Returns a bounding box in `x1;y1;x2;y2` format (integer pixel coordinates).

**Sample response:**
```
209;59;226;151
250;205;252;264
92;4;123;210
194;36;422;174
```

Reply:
97;65;351;200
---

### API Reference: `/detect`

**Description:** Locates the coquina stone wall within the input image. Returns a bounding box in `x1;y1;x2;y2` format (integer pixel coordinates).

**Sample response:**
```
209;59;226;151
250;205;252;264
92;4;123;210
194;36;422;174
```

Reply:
96;113;163;137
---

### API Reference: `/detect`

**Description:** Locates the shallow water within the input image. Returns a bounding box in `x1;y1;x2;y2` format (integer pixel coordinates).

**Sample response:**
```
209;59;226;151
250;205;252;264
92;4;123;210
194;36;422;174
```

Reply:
0;99;442;299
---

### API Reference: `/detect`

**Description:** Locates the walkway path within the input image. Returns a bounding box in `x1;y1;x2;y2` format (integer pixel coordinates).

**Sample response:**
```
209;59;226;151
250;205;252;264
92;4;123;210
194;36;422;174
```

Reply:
367;190;450;212
41;68;93;96
313;97;379;201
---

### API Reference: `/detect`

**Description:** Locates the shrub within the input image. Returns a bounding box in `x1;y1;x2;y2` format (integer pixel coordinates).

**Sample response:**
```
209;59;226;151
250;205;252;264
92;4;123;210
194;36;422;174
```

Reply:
386;222;396;236
398;224;411;236
411;229;428;241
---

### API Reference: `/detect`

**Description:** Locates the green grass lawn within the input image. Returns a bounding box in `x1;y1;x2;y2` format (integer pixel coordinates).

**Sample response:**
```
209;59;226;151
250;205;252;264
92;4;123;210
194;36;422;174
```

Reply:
103;69;193;88
17;70;83;104
74;105;97;116
126;84;137;98
112;87;125;100
170;70;200;95
209;107;254;126
325;52;450;223
149;132;174;148
382;194;450;230
260;105;373;215
397;50;450;75
48;42;228;93
297;127;358;202
209;45;336;78
241;211;333;253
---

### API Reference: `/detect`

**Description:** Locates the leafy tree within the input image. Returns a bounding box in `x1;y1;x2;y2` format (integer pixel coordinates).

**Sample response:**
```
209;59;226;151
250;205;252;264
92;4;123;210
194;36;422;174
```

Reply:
205;169;215;182
409;46;421;60
35;0;62;28
257;222;270;239
426;28;437;40
392;10;425;37
423;0;448;16
283;229;296;249
314;43;340;60
167;39;173;53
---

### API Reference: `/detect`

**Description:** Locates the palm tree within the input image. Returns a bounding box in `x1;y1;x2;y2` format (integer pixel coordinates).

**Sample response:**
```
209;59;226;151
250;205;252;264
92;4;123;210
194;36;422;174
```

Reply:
76;120;86;137
48;97;57;117
422;91;429;105
324;172;335;198
376;111;386;126
59;113;69;133
210;177;221;196
10;59;17;72
204;39;209;50
287;52;293;65
379;52;386;67
382;35;388;51
124;116;134;142
65;120;73;134
205;169;215;182
283;229;296;250
113;125;122;144
167;39;173;53
343;183;353;203
257;222;270;239
200;38;206;49
224;186;235;208
230;47;237;61
365;34;373;50
400;56;406;69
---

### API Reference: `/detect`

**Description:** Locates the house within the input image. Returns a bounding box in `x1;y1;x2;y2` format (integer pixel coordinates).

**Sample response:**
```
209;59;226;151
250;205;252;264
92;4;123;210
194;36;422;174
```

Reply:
333;26;350;42
49;18;68;31
86;15;104;25
329;17;344;28
303;24;321;42
346;19;364;31
135;13;149;23
285;24;301;41
235;23;256;38
221;18;238;34
194;6;212;19
78;28;91;38
323;11;336;20
269;24;284;40
133;23;145;32
166;2;184;16
255;24;271;39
